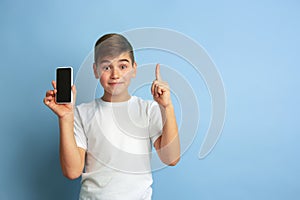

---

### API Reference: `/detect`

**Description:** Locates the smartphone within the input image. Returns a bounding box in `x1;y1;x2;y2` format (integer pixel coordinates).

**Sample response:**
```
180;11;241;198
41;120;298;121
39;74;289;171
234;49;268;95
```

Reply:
56;66;73;104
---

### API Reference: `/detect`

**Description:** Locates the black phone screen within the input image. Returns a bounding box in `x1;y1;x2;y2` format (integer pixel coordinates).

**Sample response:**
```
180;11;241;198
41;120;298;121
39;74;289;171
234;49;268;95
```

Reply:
56;68;72;103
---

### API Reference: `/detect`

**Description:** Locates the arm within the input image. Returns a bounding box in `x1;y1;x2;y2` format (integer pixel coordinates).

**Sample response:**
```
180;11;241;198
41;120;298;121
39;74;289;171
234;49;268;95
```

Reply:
151;64;180;166
59;115;86;179
44;81;85;179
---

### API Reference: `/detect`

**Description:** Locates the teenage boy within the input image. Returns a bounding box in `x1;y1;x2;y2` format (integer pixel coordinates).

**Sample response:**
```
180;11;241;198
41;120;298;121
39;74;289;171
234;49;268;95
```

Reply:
44;33;180;199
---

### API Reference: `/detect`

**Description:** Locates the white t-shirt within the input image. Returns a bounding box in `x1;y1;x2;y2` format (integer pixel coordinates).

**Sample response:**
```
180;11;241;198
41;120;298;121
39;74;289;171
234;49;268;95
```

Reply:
74;96;163;200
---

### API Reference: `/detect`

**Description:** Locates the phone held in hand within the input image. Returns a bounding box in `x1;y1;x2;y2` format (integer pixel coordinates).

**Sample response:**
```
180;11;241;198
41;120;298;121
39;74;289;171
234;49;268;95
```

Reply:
56;66;73;104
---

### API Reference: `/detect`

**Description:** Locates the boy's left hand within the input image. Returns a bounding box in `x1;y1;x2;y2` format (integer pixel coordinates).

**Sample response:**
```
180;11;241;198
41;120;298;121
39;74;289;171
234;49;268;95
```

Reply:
151;64;172;108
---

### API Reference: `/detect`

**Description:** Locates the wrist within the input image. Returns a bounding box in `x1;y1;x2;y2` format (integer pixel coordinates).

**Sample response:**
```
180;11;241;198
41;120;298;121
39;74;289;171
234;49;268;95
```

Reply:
164;102;174;110
59;113;74;123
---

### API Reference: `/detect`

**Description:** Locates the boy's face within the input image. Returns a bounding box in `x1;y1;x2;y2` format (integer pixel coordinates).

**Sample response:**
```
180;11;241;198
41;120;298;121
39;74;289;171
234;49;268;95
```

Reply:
93;52;137;99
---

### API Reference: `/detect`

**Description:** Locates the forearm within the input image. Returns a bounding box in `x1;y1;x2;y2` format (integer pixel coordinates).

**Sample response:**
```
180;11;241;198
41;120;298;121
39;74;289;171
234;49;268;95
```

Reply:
59;116;84;179
159;104;180;165
152;64;180;165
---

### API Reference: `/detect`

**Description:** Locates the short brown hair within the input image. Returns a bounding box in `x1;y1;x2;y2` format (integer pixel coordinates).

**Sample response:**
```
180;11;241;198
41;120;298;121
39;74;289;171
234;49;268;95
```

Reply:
94;33;135;64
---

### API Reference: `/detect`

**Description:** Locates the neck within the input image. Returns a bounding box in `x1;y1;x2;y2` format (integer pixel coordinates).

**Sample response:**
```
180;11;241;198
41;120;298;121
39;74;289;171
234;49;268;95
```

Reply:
101;91;131;102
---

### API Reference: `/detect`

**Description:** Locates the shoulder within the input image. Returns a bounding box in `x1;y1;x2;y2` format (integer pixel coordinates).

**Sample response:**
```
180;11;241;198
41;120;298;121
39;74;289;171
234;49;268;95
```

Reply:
76;99;97;111
131;96;160;114
75;100;98;121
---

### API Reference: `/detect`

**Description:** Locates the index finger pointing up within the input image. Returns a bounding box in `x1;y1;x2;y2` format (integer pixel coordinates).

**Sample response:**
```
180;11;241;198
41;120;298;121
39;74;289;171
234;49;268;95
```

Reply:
155;63;162;81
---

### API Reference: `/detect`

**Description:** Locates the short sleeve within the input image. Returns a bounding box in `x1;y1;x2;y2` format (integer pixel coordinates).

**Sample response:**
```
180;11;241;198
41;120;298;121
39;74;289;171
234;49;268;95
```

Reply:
148;101;163;146
74;107;88;150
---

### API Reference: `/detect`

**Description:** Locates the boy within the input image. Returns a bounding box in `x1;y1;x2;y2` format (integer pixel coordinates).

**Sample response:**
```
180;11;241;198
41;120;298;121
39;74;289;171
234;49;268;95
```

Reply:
44;33;180;199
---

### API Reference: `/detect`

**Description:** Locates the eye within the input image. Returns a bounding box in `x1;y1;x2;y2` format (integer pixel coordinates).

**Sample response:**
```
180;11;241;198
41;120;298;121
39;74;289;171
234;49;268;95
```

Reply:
102;66;111;71
120;65;127;70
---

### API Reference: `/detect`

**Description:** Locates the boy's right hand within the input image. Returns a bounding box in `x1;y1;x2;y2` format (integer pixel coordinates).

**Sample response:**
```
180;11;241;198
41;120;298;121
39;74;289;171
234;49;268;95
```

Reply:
43;80;76;119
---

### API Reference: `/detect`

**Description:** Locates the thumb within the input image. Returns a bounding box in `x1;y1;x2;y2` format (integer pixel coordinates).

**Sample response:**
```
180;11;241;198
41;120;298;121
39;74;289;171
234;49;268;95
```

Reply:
72;85;77;105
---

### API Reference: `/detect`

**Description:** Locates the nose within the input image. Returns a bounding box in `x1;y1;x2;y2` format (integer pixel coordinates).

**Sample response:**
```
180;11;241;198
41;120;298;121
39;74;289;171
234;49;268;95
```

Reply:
110;68;120;79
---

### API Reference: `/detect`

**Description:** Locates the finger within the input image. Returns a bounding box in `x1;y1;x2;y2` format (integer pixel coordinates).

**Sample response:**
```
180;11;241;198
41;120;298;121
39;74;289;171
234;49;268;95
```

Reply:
43;97;48;105
44;96;53;105
46;90;54;97
154;84;159;97
157;86;163;95
158;84;167;95
155;63;162;81
45;96;53;103
159;83;168;93
152;82;158;97
52;80;56;89
151;82;155;95
151;80;158;95
154;83;161;95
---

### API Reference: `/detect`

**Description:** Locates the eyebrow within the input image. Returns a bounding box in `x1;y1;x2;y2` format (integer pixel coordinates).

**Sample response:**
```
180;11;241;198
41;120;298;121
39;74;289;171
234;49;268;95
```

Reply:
99;60;111;64
118;59;130;63
99;58;130;64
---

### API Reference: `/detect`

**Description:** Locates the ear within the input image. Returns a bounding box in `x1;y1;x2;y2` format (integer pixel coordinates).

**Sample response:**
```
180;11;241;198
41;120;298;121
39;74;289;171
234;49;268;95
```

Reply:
93;63;99;79
132;62;137;78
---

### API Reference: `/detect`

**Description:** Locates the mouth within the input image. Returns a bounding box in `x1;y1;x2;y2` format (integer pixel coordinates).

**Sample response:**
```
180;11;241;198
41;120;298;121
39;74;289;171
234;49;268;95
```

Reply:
108;82;124;86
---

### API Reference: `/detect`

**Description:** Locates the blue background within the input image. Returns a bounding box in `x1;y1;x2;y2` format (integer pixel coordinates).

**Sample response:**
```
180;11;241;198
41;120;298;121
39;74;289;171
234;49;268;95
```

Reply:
1;0;299;199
